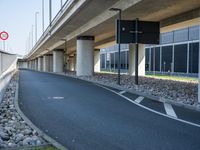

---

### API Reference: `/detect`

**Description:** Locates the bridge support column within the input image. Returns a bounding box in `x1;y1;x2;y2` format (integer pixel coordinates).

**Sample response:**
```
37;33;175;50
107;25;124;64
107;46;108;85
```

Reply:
34;59;38;70
32;60;35;70
38;57;43;71
128;44;145;76
43;55;50;72
76;36;94;76
94;49;100;73
69;55;76;71
53;49;64;73
28;61;31;69
49;54;53;72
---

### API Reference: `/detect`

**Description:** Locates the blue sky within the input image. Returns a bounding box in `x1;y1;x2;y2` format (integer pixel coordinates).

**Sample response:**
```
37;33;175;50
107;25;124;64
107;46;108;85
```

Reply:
0;0;65;55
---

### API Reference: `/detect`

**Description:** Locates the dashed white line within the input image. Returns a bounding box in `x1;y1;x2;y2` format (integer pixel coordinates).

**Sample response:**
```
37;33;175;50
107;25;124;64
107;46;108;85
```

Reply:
135;96;144;103
118;90;126;95
164;103;177;118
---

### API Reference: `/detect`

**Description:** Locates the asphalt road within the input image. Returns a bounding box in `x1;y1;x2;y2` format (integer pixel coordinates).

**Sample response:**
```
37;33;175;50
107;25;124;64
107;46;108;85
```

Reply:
19;70;200;150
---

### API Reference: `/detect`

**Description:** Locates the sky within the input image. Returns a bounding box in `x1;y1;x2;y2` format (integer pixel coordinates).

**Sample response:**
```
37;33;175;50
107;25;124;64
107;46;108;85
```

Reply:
0;0;66;55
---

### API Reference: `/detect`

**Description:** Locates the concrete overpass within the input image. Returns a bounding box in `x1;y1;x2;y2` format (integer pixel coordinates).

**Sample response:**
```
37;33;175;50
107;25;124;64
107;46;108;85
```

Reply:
20;0;200;99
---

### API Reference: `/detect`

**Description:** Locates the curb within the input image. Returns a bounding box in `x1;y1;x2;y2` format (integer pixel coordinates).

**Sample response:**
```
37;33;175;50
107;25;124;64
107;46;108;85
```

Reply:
25;69;200;112
14;72;68;150
0;144;51;150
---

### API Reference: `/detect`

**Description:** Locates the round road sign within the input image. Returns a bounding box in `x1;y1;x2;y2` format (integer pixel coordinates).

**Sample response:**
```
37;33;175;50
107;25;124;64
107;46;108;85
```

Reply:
0;31;9;40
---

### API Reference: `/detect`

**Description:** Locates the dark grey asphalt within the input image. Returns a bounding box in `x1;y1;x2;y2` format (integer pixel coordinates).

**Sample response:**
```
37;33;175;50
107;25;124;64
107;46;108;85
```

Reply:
19;70;200;150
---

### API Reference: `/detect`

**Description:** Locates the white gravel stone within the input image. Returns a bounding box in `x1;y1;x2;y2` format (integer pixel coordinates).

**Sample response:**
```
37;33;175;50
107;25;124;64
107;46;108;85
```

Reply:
0;74;46;148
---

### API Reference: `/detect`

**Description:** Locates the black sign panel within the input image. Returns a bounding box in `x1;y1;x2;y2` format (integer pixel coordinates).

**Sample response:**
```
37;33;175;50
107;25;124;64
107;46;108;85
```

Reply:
116;20;135;44
116;20;160;44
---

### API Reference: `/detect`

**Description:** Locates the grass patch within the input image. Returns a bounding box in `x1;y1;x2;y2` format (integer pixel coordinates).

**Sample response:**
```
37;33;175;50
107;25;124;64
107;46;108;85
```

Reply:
146;74;198;82
35;146;59;150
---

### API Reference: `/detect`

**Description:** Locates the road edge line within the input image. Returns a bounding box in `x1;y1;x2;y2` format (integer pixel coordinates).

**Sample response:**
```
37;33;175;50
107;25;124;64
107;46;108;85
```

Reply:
95;83;200;128
14;71;68;150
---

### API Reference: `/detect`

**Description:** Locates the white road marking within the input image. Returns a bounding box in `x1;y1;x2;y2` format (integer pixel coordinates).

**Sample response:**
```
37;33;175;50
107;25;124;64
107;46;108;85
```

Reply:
135;96;144;103
95;84;200;128
164;103;177;118
118;91;126;95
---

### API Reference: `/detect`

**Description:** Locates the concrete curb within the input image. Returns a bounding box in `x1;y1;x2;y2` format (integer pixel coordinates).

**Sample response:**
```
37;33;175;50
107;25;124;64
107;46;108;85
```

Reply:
14;71;68;150
25;69;200;112
0;144;51;150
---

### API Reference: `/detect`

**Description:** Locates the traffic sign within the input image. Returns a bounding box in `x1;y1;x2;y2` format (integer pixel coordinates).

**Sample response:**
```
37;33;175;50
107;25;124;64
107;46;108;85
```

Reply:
0;31;9;40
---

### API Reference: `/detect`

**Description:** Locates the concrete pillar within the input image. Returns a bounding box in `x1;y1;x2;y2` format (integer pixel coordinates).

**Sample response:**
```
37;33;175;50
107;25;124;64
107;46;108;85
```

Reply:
94;49;100;73
43;55;50;72
49;55;53;72
76;36;94;76
28;61;31;69
34;59;38;70
32;60;34;70
128;44;145;76
53;49;64;73
38;57;43;71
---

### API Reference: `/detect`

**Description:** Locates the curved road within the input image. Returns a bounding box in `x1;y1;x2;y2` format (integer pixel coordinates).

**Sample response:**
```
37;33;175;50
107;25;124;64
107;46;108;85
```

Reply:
19;70;200;150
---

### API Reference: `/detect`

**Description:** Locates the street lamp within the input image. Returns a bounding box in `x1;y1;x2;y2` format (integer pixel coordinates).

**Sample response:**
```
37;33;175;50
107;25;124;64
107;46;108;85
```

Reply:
35;12;39;44
31;25;34;48
109;8;122;85
61;0;63;9
49;0;52;26
42;0;45;33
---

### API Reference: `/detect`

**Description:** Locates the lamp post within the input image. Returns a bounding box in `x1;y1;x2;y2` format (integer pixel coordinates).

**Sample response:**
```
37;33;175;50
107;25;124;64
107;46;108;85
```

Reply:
49;0;52;26
42;0;44;33
31;25;34;48
35;12;39;44
61;39;67;73
109;8;122;85
61;0;63;9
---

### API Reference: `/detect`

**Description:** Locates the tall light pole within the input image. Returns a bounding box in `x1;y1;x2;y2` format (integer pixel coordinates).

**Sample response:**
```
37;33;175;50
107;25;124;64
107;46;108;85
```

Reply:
109;8;122;85
31;25;34;48
42;0;44;33
49;0;52;26
35;12;39;44
61;0;63;9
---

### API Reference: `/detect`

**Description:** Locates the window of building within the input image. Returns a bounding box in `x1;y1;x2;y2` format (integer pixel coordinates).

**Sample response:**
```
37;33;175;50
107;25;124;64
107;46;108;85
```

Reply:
110;53;115;69
161;46;173;72
161;32;173;44
189;42;199;73
174;28;188;43
189;25;199;41
174;44;187;73
121;51;126;69
145;48;150;71
100;54;105;69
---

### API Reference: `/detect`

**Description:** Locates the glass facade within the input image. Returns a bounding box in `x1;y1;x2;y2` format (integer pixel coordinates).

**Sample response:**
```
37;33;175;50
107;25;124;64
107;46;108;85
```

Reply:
100;25;200;75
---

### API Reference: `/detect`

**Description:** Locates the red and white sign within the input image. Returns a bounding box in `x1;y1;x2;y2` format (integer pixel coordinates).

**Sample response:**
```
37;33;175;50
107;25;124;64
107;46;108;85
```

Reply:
0;31;9;40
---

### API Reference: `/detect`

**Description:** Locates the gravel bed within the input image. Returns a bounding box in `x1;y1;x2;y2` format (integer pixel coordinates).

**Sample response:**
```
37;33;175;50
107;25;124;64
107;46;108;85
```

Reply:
0;74;46;148
65;71;198;107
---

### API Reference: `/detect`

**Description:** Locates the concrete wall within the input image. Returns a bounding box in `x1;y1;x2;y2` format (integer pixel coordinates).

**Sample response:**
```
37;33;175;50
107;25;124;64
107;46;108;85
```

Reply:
0;51;17;102
18;61;28;69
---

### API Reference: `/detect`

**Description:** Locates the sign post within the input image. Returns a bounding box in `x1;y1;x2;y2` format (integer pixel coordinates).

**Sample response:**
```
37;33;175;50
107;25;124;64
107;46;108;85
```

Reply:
116;19;160;85
0;31;9;51
135;18;139;85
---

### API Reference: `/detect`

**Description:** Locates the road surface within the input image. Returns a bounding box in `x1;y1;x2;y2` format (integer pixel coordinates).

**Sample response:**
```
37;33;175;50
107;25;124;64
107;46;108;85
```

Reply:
18;70;200;150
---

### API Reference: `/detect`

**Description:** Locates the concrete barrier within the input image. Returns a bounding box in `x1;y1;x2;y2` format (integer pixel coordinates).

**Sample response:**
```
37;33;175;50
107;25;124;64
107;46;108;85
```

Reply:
0;50;17;102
